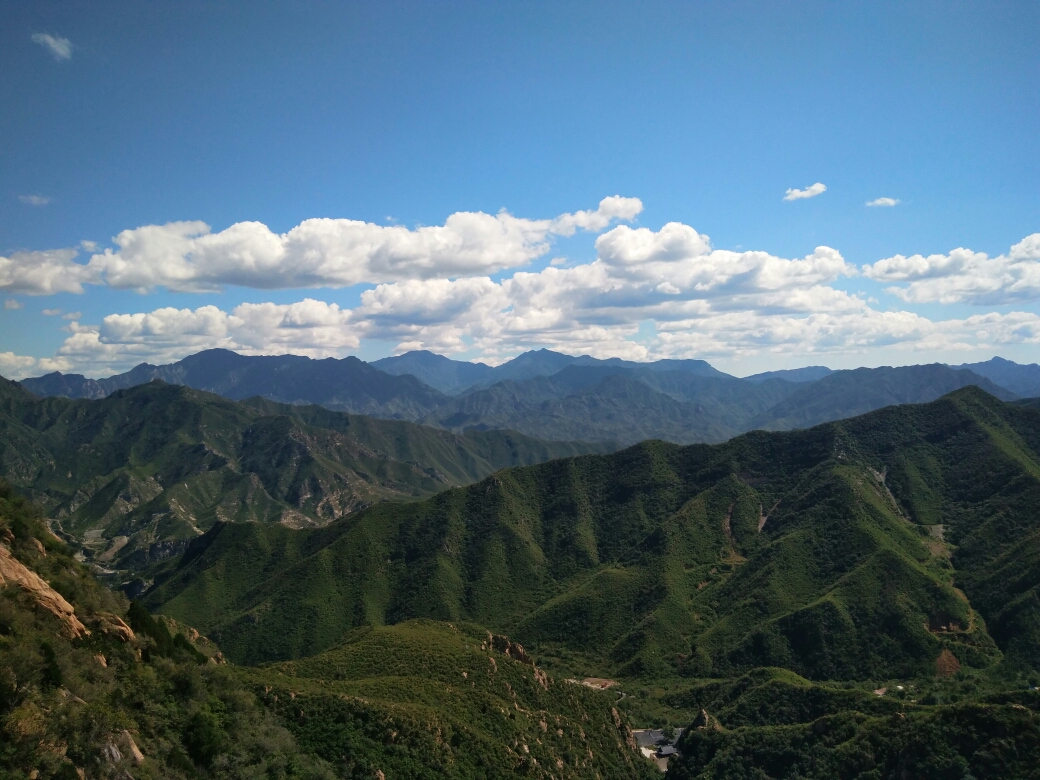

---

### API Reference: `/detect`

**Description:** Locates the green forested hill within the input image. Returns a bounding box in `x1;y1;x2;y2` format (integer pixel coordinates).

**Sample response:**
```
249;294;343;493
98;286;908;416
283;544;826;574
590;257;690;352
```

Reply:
142;386;1040;688
247;620;656;779
0;377;609;574
0;482;651;780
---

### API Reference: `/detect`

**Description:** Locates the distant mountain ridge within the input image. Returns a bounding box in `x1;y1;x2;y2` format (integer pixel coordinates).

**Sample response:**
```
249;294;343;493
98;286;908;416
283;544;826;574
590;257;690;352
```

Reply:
0;376;608;574
952;355;1040;398
15;348;1038;446
744;365;834;383
749;363;1018;431
25;349;452;418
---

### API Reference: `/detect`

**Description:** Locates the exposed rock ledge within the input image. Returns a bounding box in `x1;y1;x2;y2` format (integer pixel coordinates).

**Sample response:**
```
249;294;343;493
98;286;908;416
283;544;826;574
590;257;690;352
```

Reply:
0;543;88;638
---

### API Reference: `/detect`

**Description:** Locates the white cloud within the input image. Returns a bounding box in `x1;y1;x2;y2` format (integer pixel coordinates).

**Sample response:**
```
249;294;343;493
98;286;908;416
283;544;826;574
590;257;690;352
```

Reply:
0;249;99;295
0;352;41;378
783;182;827;201
80;197;642;293
36;286;1040;378
863;233;1040;304
10;212;1040;375
46;299;359;376
4;299;22;310
62;312;82;320
30;221;1040;376
42;309;63;316
31;33;72;61
866;197;899;207
18;195;51;206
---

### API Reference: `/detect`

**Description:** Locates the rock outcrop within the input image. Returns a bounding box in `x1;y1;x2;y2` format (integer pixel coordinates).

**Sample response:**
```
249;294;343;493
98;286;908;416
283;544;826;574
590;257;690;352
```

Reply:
0;544;87;638
690;709;722;732
95;612;136;642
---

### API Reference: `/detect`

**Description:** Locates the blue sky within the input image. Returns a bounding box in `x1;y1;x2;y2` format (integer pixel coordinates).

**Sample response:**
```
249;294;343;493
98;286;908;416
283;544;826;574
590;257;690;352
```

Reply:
2;1;1038;377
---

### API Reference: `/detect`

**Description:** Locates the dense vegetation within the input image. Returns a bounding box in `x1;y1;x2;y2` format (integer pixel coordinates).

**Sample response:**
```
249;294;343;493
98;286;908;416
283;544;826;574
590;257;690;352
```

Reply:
0;377;607;576
141;388;1039;687
9;363;1040;778
668;699;1040;780
0;482;653;779
0;481;336;779
246;620;656;779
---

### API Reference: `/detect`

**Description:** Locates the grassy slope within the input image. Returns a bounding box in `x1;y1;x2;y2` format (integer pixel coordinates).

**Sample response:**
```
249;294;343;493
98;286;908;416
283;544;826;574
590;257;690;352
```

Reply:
0;378;609;573
144;388;1040;693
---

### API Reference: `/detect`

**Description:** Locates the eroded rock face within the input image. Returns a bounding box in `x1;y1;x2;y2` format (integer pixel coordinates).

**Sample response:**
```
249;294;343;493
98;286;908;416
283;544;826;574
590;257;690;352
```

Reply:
486;632;534;665
690;709;722;732
0;544;88;638
95;612;136;643
483;631;550;689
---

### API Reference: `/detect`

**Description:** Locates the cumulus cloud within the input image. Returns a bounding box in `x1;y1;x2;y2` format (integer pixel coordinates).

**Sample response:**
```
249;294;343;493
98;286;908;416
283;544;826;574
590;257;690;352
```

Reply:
783;182;827;201
35;288;1040;378
18;195;51;206
0;249;99;295
31;220;1040;375
0;352;40;378
31;33;72;61
11;214;1040;376
46;299;359;376
4;299;22;310
866;197;899;207
863;233;1040;304
80;197;642;292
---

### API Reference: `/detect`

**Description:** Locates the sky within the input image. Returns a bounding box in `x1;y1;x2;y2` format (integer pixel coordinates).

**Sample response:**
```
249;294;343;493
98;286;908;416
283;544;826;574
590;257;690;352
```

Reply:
1;0;1039;379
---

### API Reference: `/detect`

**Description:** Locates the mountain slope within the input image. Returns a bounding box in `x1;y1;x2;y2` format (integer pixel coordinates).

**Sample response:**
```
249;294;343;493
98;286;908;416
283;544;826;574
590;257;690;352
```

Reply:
372;349;494;393
143;388;1040;686
465;349;729;391
430;370;800;445
249;620;657;779
20;351;1036;449
0;377;609;573
23;348;451;418
0;482;653;780
954;355;1040;398
749;363;1017;431
744;366;833;383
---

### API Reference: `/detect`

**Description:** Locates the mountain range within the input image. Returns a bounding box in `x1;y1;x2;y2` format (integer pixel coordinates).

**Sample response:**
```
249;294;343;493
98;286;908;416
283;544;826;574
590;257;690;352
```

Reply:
3;375;1040;777
0;482;655;779
126;385;1040;778
17;349;1040;446
0;377;607;575
140;386;1040;679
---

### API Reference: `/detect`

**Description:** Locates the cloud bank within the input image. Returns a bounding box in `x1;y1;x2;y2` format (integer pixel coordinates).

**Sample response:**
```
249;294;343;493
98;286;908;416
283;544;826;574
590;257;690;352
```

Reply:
863;234;1040;305
3;198;1038;378
7;223;1039;378
0;197;642;295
